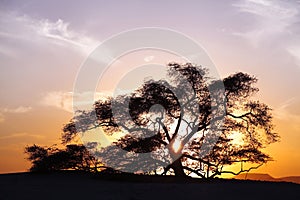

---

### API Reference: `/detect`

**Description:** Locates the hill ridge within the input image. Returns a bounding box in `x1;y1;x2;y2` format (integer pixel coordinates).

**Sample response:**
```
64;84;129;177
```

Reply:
234;173;300;184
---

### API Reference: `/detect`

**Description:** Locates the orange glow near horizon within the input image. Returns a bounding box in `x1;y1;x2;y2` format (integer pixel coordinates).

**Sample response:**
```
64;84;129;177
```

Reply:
0;108;299;178
1;1;300;178
0;66;299;177
1;51;299;178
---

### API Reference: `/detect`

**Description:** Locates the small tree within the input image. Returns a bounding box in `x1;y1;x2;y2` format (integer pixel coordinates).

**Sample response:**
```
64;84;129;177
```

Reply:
25;144;102;172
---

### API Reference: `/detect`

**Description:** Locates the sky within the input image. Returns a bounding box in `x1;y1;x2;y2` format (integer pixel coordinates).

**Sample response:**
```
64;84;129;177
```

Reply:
0;0;300;177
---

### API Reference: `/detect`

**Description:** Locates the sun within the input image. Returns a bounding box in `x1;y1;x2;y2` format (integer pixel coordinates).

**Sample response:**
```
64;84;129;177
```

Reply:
172;139;182;153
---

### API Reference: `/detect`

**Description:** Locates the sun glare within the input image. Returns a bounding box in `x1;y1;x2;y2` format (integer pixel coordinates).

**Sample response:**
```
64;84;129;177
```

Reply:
172;139;182;153
229;131;244;146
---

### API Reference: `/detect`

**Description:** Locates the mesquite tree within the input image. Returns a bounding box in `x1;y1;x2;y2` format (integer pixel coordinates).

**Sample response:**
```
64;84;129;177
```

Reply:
63;63;279;178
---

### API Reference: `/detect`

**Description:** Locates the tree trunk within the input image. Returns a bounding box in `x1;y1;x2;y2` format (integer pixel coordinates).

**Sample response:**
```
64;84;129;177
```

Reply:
170;158;186;177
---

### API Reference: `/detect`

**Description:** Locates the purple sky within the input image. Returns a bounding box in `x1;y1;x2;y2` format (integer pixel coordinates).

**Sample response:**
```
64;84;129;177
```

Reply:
0;0;300;176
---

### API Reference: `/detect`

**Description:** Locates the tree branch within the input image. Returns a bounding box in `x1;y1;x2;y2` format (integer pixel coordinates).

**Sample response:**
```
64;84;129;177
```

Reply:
172;113;182;140
216;163;263;176
157;120;171;142
182;166;205;178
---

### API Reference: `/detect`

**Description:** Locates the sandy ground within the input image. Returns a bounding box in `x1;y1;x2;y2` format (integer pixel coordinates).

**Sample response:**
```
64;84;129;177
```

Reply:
0;172;299;200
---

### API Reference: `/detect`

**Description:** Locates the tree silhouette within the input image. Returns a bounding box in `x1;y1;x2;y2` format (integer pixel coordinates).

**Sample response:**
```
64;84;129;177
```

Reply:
25;144;103;172
28;63;279;177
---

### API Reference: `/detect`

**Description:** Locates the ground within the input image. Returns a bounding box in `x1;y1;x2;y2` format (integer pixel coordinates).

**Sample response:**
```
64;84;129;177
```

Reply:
0;171;299;200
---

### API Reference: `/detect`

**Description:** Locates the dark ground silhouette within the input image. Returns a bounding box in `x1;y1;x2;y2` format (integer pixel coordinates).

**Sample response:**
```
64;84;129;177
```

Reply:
0;171;299;200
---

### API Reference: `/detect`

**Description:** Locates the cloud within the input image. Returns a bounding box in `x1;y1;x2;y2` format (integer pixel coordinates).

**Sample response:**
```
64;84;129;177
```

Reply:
0;11;99;56
144;55;155;62
0;106;32;123
287;46;300;67
273;97;300;135
0;132;45;140
234;0;298;19
0;113;4;123
0;133;47;149
40;91;111;113
1;106;32;113
274;97;300;120
232;0;299;45
35;19;99;55
40;91;74;112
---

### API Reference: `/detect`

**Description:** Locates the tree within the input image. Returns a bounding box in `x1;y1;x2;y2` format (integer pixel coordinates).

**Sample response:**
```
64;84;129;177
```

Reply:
25;144;103;172
61;63;279;178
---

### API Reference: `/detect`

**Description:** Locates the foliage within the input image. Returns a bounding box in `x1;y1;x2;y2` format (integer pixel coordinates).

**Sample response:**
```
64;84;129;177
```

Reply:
27;63;279;178
24;144;101;172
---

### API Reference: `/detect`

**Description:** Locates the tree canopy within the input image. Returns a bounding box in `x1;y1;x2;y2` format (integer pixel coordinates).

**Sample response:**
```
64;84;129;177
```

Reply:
61;63;279;177
26;63;279;178
25;144;102;172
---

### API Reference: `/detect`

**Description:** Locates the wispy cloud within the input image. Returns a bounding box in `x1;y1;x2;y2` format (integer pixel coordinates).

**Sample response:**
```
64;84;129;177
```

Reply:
234;0;298;19
287;46;300;67
1;106;32;113
273;97;300;133
274;97;300;120
0;11;99;56
35;19;99;55
40;91;74;113
0;132;45;140
40;91;111;113
232;0;299;45
0;106;32;123
0;113;4;123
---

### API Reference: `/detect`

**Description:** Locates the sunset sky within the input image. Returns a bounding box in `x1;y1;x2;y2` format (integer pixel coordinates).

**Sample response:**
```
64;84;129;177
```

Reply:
1;0;300;177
